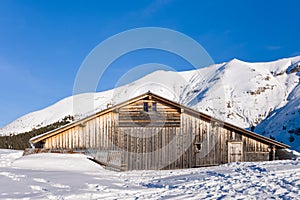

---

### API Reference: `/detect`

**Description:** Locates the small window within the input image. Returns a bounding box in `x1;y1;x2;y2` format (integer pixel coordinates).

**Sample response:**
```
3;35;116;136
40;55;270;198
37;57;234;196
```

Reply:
195;143;201;151
152;102;157;112
143;102;148;112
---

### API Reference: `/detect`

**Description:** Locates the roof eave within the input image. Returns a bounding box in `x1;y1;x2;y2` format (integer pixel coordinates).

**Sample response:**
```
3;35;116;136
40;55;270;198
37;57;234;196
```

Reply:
30;91;290;149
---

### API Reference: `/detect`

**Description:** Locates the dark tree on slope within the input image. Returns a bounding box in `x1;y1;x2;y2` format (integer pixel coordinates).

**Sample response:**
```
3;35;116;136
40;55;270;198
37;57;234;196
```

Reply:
0;115;74;150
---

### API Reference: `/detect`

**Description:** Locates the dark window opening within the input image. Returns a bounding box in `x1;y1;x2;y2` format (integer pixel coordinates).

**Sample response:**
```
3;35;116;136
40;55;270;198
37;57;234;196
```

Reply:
229;131;233;140
152;102;157;112
143;102;148;112
235;133;242;141
195;143;201;151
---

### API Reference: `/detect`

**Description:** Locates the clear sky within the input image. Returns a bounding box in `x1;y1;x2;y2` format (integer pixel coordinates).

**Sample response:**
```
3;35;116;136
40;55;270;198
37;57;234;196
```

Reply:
0;0;300;127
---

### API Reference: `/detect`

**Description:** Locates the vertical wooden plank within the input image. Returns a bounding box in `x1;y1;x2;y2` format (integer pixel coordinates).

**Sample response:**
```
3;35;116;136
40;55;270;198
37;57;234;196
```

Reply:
100;116;103;151
168;127;172;169
59;134;61;149
60;133;63;149
49;137;52;149
136;128;141;170
109;113;112;151
126;128;132;170
63;132;66;149
148;129;153;169
130;128;135;170
143;128;147;170
123;128;127;169
182;115;187;168
186;115;191;168
158;127;161;169
109;113;113;151
176;117;181;168
89;120;93;148
58;134;61;149
54;135;58;149
127;128;131;170
212;123;216;165
114;112;119;150
199;118;202;162
83;122;90;148
176;118;180;169
76;127;79;149
104;115;107;150
66;130;69;149
73;128;76;149
50;137;52;149
53;136;55;149
152;128;156;169
162;128;165;169
61;132;66;149
78;127;85;149
185;115;189;168
188;117;193;168
155;127;160;169
206;122;210;165
94;118;97;149
179;114;184;168
79;125;82;149
139;128;143;170
93;118;97;148
90;119;93;148
173;127;177;169
165;127;169;169
64;132;67;149
192;117;197;167
44;139;48;149
219;127;223;164
95;117;99;148
67;130;70;149
55;134;60;149
102;115;105;150
140;128;144;170
54;136;56;149
106;114;109;151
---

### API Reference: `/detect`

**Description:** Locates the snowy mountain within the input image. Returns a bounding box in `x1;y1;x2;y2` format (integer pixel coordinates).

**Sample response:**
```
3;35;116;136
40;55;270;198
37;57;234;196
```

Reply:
1;56;300;151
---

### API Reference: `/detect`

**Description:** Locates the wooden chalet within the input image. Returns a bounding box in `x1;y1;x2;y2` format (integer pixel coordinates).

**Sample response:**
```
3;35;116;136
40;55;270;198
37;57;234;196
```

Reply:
29;92;289;171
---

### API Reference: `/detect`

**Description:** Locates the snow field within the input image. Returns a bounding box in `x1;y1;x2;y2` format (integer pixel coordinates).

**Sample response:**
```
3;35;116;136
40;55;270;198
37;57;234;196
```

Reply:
0;149;299;199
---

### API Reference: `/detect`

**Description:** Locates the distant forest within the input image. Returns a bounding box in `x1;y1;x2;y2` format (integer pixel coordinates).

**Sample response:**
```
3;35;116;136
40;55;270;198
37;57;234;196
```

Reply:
0;115;74;150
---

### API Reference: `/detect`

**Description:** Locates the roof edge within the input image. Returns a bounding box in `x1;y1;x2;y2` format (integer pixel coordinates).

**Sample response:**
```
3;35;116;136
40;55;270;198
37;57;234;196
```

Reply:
30;91;290;149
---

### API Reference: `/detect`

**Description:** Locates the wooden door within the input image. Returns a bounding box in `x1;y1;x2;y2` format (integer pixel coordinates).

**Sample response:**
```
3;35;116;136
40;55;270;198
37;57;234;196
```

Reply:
228;142;243;162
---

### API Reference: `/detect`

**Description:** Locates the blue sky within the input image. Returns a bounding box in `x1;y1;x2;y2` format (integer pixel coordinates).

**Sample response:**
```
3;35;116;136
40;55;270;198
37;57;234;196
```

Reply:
0;0;300;127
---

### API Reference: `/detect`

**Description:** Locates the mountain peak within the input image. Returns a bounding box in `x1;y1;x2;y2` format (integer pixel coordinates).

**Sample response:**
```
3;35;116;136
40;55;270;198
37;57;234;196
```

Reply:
1;56;300;151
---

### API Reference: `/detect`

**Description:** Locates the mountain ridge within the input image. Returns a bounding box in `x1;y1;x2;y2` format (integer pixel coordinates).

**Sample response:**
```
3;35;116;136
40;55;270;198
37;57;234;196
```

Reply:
1;56;300;151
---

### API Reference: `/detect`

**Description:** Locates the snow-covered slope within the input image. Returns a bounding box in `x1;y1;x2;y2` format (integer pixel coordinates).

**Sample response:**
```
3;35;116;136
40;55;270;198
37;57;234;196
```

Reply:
1;149;300;199
1;56;300;151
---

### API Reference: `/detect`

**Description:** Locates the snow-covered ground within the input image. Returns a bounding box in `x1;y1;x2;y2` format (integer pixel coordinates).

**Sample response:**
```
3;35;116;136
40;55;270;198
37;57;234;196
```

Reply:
0;149;299;199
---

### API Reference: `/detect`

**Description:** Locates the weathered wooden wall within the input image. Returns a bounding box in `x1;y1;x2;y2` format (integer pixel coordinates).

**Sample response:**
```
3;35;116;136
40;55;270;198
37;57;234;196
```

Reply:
118;98;181;127
41;97;272;170
43;111;123;167
118;98;183;170
243;136;269;161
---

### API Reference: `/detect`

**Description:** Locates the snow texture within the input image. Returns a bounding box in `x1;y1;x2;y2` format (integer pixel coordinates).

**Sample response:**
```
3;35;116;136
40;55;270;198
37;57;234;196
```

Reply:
1;56;300;151
0;149;299;199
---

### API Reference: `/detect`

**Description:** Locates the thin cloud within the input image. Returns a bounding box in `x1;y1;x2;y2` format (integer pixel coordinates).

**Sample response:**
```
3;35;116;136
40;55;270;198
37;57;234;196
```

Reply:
265;45;281;51
142;0;173;17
